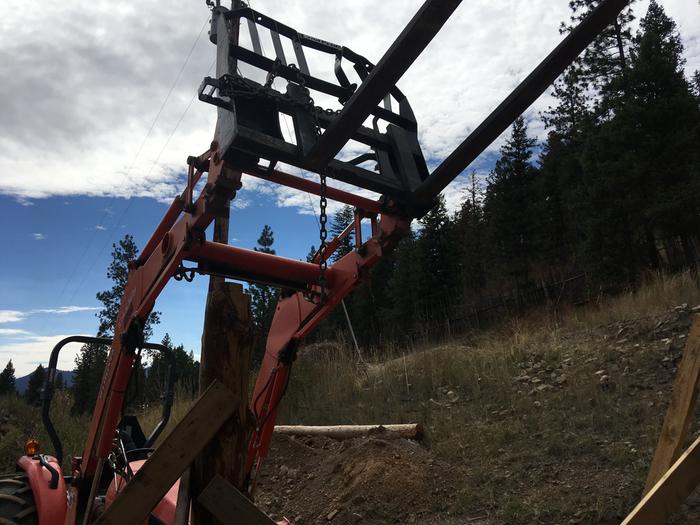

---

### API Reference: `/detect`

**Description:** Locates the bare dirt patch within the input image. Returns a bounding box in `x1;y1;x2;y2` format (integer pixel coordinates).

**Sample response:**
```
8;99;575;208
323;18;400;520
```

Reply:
256;434;464;524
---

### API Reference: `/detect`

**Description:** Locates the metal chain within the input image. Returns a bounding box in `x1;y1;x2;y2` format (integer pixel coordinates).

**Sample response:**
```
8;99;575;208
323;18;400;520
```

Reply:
218;62;340;301
294;66;329;302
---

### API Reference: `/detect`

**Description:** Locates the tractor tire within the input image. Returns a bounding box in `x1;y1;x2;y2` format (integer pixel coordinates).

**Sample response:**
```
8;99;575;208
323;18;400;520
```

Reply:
0;474;38;525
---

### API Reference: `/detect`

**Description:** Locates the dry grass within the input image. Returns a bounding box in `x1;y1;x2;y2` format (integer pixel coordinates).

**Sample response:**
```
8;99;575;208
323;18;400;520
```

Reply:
278;270;700;523
1;271;699;523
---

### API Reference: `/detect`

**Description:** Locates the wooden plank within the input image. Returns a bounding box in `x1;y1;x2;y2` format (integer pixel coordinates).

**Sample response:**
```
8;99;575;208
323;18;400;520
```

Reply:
96;381;236;525
622;433;700;525
274;423;423;440
644;315;700;493
198;475;276;525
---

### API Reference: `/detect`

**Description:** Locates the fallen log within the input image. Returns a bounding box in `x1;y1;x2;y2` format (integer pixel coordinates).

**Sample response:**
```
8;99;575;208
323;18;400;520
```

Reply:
273;424;423;440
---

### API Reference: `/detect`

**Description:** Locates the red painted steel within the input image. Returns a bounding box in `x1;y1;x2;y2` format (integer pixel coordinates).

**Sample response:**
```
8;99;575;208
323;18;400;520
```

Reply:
186;241;326;287
18;455;67;525
243;167;383;214
75;139;410;517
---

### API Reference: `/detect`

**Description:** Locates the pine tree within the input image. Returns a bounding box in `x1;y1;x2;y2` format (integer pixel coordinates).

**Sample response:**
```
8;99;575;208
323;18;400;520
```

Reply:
306;245;317;262
483;117;537;291
73;234;160;414
329;205;355;262
562;0;636;103
71;342;108;414
0;360;16;396
95;234;160;338
386;234;421;339
415;195;457;324
454;172;486;297
249;225;279;365
25;364;46;406
580;1;700;278
55;372;65;391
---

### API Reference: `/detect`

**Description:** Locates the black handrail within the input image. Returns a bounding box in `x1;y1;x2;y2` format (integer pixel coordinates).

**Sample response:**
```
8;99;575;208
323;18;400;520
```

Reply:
41;336;176;464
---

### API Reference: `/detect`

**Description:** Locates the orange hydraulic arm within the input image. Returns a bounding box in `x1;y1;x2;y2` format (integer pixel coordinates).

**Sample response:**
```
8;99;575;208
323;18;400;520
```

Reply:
69;141;409;518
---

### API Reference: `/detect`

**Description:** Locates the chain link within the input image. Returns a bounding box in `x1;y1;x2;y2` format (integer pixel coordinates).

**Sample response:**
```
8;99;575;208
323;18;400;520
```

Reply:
217;61;340;302
294;66;329;302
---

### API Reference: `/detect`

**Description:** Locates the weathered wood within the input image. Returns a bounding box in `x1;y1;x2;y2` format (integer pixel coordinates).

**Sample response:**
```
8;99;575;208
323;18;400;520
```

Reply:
96;381;236;525
644;315;700;493
192;281;253;525
622;433;700;525
198;475;277;525
274;423;423;440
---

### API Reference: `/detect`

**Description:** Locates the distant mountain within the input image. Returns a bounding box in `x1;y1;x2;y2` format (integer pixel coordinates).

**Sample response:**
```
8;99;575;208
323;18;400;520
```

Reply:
15;370;74;394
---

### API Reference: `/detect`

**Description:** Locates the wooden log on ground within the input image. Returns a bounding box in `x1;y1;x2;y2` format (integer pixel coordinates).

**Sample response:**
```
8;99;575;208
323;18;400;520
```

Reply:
644;315;700;494
273;423;423;440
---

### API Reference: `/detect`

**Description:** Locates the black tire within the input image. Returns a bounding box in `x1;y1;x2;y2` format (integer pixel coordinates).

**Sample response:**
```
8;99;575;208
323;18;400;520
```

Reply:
0;474;38;525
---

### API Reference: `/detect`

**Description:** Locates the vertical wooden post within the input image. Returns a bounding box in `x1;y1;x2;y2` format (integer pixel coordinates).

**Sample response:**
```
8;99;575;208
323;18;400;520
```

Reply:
191;1;249;513
191;280;253;524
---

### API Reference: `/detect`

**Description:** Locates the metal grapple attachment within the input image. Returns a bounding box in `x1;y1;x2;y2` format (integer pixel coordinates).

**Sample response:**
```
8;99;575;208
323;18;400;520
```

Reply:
199;6;429;207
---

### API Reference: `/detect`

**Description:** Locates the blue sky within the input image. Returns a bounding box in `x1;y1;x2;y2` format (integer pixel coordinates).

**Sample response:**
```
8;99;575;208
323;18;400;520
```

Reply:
1;0;698;376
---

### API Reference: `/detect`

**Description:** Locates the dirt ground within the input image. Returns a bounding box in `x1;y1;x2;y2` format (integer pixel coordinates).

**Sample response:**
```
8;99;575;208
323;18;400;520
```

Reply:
256;434;464;524
257;304;700;525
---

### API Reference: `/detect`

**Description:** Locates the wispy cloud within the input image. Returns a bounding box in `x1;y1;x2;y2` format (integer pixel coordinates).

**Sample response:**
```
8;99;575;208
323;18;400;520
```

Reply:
94;225;107;231
32;306;100;315
0;328;32;336
0;310;24;323
32;233;46;240
0;306;99;323
0;333;91;376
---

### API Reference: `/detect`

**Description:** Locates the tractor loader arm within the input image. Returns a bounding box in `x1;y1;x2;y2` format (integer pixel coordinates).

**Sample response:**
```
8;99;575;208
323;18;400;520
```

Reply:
60;0;629;521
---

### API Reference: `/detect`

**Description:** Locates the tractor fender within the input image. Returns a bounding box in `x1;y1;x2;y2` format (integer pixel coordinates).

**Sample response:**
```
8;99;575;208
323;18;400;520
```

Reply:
17;455;67;525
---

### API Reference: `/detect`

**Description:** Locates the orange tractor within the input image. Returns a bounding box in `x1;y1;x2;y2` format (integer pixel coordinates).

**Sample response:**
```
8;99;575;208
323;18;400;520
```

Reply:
0;0;628;522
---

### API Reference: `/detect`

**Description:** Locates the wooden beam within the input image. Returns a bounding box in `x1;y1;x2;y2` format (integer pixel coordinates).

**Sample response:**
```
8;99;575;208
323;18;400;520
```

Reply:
191;282;253;524
644;315;700;493
96;381;236;525
622;433;700;525
198;475;277;525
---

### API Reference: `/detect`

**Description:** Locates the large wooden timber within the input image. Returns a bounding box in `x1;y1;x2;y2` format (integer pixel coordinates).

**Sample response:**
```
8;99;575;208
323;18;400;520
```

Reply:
96;381;236;524
198;475;277;525
644;315;700;493
622;433;700;525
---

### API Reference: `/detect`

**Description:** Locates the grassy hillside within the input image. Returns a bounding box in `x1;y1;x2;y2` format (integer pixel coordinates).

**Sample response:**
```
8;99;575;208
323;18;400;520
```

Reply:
2;272;700;523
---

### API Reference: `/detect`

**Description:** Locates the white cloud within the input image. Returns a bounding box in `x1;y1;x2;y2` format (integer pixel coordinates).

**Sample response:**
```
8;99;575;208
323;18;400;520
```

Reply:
0;328;31;336
94;225;107;231
0;306;99;324
0;0;697;213
0;334;91;376
31;306;100;315
32;233;46;240
0;310;24;323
